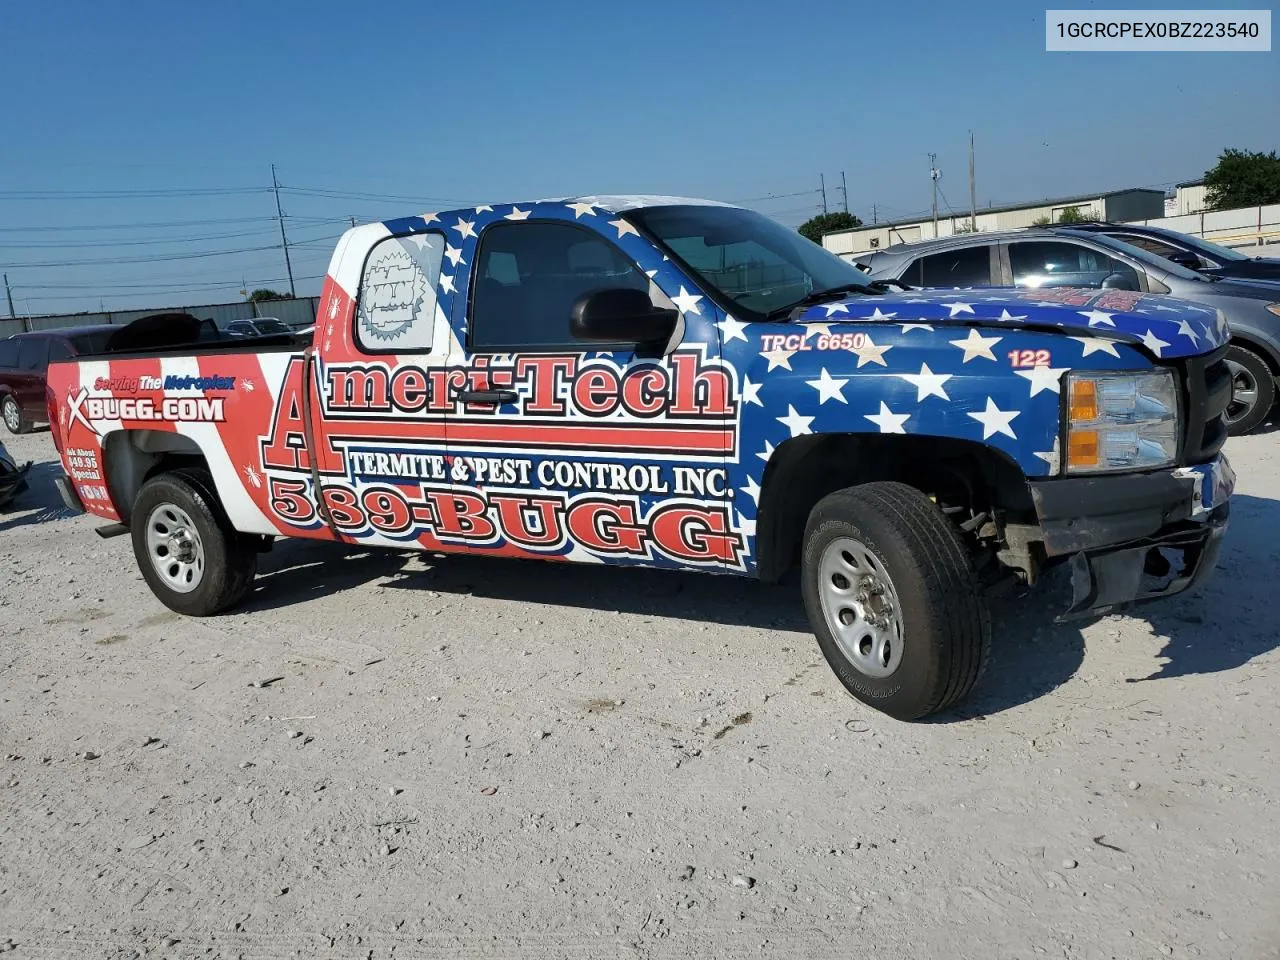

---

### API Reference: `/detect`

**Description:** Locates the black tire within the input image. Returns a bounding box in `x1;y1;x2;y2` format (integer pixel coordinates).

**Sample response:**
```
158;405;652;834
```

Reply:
800;481;991;721
130;468;257;616
1224;343;1276;436
2;396;30;435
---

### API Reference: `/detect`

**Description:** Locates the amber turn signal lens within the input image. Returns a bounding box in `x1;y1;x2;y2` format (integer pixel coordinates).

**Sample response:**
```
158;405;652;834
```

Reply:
1067;429;1100;469
1069;379;1098;422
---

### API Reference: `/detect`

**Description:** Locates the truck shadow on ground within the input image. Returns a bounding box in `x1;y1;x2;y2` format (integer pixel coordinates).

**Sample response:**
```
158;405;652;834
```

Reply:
0;461;79;532
246;492;1280;720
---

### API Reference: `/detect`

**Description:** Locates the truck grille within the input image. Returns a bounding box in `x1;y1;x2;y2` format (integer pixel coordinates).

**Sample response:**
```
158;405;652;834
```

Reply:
1179;344;1230;465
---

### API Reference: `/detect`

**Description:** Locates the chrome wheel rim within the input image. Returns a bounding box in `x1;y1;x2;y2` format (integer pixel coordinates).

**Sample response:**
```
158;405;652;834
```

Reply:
1225;358;1258;424
817;537;905;679
145;502;205;594
3;400;18;432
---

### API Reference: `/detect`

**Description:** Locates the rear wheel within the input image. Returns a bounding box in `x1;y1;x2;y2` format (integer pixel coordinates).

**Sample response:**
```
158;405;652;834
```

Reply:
2;396;30;435
800;481;991;721
1224;343;1276;436
131;469;257;616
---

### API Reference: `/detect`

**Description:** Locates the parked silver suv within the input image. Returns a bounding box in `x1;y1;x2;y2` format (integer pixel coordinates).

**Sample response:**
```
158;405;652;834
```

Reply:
857;228;1280;434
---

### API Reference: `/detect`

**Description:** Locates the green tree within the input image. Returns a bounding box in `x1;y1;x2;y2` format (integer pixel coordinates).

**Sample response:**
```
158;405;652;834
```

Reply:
249;288;290;302
798;211;863;245
1055;205;1087;224
1203;148;1280;210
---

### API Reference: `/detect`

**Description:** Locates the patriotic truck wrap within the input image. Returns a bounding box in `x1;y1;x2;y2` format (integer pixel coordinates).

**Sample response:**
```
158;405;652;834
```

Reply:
46;196;1236;720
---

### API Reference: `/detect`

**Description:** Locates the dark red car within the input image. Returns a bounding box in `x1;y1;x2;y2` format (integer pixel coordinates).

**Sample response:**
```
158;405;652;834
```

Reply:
0;324;118;434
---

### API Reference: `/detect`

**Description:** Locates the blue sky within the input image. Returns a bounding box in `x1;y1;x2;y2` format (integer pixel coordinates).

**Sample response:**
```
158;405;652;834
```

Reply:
1;0;1276;315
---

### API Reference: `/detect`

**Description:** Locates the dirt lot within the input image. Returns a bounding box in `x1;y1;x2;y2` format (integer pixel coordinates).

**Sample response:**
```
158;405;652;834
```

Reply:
1;427;1277;960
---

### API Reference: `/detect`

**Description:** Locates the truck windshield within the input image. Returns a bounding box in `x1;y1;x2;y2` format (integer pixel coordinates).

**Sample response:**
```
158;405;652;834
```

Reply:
625;204;875;321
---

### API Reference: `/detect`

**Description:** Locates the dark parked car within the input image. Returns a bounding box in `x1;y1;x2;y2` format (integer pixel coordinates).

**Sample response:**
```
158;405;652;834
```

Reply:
1065;221;1280;282
0;324;119;434
858;228;1280;434
224;317;291;338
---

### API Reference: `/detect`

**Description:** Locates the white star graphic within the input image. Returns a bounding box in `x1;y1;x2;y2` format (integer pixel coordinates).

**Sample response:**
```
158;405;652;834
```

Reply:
741;376;763;407
761;344;796;371
737;511;758;539
1176;318;1201;345
740;476;762;506
671;286;703;316
805;323;835;337
1034;437;1061;475
716;314;748;343
444;244;466;267
900;323;934;334
823;302;851;317
865;401;909;434
421;212;440;224
452;217;477;239
806;368;849;404
504;207;531;221
995;309;1027;323
1140;329;1171;357
567;201;599;218
967;397;1020;440
950;328;1001;362
474;204;494;213
861;307;897;321
1071;336;1121;358
1015;365;1068;396
898;362;952;401
777;404;815;437
947;301;975;317
1152;304;1180;313
1079;309;1116;328
608;218;639;239
850;335;893;367
439;274;456;294
757;439;776;463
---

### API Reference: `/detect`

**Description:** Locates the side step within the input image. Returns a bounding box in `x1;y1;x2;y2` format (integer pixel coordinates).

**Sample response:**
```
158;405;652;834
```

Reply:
94;523;129;539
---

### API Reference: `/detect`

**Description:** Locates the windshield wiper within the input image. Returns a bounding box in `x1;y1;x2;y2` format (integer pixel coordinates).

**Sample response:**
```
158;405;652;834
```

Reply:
766;282;883;321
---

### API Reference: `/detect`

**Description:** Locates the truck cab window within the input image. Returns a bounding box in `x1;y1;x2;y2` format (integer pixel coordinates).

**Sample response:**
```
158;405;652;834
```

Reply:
469;221;652;352
356;232;446;353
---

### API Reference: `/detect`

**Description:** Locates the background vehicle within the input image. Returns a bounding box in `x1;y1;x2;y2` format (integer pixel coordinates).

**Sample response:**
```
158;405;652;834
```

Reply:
44;197;1234;721
0;324;117;434
860;228;1280;434
224;317;291;338
1066;221;1280;281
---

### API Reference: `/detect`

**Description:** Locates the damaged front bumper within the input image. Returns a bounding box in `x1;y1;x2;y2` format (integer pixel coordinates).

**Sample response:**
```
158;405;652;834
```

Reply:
1028;455;1234;619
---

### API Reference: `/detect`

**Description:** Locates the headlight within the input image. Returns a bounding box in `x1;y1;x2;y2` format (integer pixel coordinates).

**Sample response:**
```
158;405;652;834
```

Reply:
1065;370;1179;474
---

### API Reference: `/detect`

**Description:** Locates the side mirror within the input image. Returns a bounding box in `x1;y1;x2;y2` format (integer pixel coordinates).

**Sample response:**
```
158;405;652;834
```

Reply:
570;287;678;345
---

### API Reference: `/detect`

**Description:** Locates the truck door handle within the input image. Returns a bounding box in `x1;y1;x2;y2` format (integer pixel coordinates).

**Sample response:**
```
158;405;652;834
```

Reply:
456;389;517;404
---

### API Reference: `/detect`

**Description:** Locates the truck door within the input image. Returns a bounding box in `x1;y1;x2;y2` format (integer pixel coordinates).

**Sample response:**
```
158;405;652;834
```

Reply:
441;214;744;572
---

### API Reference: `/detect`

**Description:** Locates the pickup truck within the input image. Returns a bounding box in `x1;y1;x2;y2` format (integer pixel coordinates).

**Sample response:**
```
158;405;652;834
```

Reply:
45;195;1236;720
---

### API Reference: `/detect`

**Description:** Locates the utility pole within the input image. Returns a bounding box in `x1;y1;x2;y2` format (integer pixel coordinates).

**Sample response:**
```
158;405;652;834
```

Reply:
872;204;877;225
968;131;977;232
3;274;13;319
929;153;941;238
349;215;357;228
819;173;828;215
271;164;297;298
839;171;849;214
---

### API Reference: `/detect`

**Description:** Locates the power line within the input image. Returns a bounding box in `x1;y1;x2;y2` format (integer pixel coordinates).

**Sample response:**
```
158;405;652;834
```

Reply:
0;227;280;249
0;186;273;200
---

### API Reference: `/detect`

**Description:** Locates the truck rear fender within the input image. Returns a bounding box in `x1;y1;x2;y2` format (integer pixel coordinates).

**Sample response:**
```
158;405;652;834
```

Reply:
753;432;1034;582
101;429;209;524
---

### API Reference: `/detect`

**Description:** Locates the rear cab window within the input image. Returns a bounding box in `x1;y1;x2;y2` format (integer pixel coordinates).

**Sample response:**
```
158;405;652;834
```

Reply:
355;232;446;353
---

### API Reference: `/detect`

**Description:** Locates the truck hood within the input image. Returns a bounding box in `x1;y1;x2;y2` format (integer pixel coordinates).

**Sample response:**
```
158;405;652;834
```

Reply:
796;286;1228;360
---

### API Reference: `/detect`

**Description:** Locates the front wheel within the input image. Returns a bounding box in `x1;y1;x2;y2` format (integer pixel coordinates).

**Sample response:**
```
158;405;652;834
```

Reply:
800;481;991;721
2;396;30;435
130;469;258;616
1224;343;1276;436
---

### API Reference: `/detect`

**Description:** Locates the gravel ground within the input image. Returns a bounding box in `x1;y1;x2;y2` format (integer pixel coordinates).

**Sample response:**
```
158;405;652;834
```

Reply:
1;427;1277;960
